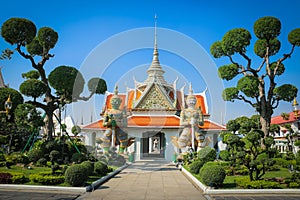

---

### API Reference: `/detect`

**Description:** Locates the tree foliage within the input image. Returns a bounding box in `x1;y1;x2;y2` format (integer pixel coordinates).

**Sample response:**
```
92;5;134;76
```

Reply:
221;115;277;181
1;18;107;140
14;103;44;131
1;18;36;46
211;16;300;138
19;79;47;99
48;66;85;102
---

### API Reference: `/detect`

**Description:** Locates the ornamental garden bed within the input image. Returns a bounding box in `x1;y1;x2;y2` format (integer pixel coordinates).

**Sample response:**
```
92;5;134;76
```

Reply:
0;161;118;187
185;165;295;189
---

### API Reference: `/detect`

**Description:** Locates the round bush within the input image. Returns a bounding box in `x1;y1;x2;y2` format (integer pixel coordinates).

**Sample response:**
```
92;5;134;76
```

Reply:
219;150;230;161
64;164;89;187
94;161;109;176
199;162;226;188
36;158;47;166
198;147;216;163
80;161;94;176
71;153;86;164
189;160;205;174
27;148;43;163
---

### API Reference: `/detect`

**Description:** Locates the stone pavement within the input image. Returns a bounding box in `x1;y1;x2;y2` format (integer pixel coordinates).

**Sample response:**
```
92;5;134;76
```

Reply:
79;158;206;200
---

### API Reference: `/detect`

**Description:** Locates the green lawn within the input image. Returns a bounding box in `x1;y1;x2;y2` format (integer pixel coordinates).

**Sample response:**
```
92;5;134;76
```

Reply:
185;166;293;189
0;165;107;186
223;168;292;189
0;165;52;177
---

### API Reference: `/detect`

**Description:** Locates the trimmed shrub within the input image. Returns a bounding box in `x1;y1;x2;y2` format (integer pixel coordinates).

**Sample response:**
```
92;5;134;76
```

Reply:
235;176;282;189
81;161;94;176
198;147;216;163
65;164;89;187
189;160;205;174
289;182;300;188
29;173;64;185
5;152;29;165
10;172;28;184
0;153;5;161
27;148;43;163
219;150;230;161
71;153;86;164
36;158;47;167
235;165;249;175
94;161;109;176
199;162;226;188
49;150;60;162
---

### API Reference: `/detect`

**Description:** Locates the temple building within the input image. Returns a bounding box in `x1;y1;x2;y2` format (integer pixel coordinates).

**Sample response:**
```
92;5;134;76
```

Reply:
270;98;300;154
81;25;225;162
0;67;9;88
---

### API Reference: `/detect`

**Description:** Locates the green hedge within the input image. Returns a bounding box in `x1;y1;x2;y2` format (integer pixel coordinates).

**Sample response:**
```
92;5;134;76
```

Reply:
29;173;64;185
94;161;109;176
197;147;216;163
189;160;205;174
64;164;89;186
80;161;94;176
235;177;282;189
0;172;28;184
199;162;226;188
11;172;28;184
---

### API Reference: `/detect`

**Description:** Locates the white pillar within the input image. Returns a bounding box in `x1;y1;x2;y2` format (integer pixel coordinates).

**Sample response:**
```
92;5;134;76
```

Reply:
135;137;141;161
111;127;115;147
191;117;195;150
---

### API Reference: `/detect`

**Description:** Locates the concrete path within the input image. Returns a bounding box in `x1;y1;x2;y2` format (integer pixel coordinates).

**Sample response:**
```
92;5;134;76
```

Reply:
79;158;206;200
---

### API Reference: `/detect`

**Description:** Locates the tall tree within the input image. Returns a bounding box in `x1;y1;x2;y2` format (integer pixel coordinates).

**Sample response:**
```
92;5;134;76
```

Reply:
211;16;300;138
1;18;107;140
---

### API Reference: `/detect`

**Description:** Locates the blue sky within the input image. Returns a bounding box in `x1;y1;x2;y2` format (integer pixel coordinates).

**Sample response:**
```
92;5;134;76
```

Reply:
1;0;300;124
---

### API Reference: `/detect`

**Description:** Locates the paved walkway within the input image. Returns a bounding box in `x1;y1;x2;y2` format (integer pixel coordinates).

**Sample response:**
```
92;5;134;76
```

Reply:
79;159;206;200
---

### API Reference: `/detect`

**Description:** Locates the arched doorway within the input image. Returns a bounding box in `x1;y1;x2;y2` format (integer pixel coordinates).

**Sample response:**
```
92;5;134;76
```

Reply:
141;131;165;158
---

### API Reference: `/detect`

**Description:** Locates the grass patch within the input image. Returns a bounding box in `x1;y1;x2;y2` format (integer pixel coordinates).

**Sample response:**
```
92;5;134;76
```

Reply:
0;165;114;186
183;165;294;189
0;165;52;177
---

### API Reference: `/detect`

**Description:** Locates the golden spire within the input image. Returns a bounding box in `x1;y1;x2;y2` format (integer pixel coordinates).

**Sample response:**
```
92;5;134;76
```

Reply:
144;14;166;85
293;97;298;107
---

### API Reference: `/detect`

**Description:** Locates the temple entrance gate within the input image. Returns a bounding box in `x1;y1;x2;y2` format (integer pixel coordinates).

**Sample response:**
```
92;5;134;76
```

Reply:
141;131;165;158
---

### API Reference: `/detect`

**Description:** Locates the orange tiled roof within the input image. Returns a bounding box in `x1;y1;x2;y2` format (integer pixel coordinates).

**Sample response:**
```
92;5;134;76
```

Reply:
82;117;225;130
271;111;298;125
127;115;180;127
199;120;226;130
82;120;105;130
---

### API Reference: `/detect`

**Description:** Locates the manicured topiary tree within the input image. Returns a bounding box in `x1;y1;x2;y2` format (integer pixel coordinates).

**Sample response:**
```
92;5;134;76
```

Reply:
197;146;216;163
80;161;94;176
189;160;205;174
94;161;109;176
64;164;89;187
199;162;226;188
1;18;107;140
211;16;300;139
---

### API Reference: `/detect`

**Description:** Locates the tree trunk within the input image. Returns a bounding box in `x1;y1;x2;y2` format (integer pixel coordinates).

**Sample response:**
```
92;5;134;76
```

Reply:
46;112;54;141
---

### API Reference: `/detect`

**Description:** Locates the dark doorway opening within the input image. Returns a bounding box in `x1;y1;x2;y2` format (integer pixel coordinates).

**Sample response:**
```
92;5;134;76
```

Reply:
141;131;165;158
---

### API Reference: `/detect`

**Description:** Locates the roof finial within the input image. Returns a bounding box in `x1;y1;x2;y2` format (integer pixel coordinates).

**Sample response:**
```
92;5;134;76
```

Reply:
154;14;157;50
189;82;193;95
114;84;118;95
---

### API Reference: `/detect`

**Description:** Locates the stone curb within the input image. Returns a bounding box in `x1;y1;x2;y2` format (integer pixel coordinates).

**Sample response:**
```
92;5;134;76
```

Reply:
181;166;300;195
0;163;129;193
86;163;129;192
0;184;86;193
